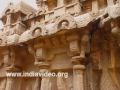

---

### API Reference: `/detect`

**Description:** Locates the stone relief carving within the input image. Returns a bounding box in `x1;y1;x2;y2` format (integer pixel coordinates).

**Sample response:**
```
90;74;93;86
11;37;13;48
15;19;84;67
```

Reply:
54;14;77;31
32;28;42;38
19;24;47;42
0;0;120;90
31;24;47;38
6;34;19;45
59;20;69;30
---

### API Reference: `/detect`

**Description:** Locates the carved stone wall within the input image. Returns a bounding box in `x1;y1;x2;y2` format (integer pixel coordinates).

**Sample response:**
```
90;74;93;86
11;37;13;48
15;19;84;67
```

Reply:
0;0;120;90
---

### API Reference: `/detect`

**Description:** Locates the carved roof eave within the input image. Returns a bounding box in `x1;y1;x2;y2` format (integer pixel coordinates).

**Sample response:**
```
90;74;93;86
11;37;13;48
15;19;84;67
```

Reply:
0;13;100;47
1;5;120;47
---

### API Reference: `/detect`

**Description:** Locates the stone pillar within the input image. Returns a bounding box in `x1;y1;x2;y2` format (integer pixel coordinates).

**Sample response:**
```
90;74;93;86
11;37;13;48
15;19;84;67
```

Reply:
67;34;86;90
5;66;22;90
3;47;16;67
107;0;114;6
40;69;51;90
72;57;86;90
34;78;41;90
57;75;67;90
34;46;51;90
5;77;18;90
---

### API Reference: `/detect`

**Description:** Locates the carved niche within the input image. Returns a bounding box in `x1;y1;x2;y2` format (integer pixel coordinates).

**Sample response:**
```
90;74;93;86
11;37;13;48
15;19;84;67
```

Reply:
32;28;42;38
54;14;77;32
31;24;47;38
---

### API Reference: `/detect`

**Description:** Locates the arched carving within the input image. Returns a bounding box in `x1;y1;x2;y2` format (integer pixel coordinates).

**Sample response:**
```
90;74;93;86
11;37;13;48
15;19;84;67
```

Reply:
54;14;77;31
32;27;42;37
58;20;69;30
5;9;11;14
30;24;47;38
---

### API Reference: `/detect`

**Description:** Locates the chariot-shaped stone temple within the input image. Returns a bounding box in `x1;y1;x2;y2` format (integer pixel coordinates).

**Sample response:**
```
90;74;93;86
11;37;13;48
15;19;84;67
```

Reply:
0;0;120;90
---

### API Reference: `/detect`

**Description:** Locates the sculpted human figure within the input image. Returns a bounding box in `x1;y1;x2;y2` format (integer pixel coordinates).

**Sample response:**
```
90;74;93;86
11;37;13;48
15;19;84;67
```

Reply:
60;21;69;29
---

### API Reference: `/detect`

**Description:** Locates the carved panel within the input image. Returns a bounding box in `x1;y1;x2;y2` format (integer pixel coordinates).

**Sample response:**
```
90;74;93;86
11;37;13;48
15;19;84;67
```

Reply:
54;14;77;31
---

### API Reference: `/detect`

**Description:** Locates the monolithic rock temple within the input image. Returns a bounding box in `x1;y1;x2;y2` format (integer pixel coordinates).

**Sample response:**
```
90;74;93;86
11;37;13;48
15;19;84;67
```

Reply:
0;0;120;90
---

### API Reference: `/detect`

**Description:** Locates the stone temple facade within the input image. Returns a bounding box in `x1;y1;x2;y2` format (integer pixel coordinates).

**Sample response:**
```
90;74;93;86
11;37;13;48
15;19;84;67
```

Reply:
0;0;120;90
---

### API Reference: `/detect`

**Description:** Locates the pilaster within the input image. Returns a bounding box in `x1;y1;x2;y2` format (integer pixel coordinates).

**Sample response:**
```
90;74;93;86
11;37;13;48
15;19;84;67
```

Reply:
5;65;22;90
67;34;86;90
33;42;51;90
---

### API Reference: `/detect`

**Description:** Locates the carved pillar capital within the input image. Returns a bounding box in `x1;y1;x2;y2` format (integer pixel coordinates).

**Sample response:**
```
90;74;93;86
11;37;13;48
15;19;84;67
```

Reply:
71;55;86;65
67;34;80;56
34;47;50;68
73;64;86;71
67;33;89;90
5;65;21;72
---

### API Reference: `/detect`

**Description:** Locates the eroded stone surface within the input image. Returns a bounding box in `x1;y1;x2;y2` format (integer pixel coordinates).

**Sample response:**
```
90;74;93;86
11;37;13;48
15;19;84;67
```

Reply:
0;0;120;90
